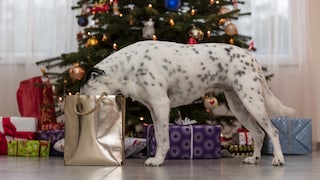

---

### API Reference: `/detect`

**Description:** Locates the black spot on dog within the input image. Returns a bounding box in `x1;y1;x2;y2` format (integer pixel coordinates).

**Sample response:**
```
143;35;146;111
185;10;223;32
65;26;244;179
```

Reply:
235;70;245;77
217;63;224;72
162;65;168;71
191;48;199;54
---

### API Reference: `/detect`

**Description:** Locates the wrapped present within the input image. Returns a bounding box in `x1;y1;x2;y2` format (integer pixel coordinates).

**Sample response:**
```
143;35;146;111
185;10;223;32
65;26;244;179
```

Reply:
7;140;49;157
262;117;312;155
17;140;40;157
16;76;56;131
39;140;50;157
0;117;38;155
232;128;253;145
146;125;221;159
125;137;146;158
221;144;254;157
7;140;18;156
39;130;64;156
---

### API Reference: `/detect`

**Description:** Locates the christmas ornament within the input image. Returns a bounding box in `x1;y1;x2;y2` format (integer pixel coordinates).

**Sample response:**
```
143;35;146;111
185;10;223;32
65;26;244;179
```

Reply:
113;0;120;15
225;22;238;36
218;7;232;25
86;36;99;46
165;0;181;11
142;18;155;39
187;37;197;44
203;96;219;112
90;2;110;14
69;63;85;81
77;15;88;27
189;26;204;41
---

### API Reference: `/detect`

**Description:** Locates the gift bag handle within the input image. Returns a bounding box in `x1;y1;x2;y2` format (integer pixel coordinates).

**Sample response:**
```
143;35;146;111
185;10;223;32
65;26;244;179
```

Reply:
74;92;108;116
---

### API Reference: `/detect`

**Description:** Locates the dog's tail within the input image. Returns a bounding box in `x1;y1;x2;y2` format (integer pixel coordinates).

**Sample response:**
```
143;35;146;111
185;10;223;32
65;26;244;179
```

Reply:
262;78;295;117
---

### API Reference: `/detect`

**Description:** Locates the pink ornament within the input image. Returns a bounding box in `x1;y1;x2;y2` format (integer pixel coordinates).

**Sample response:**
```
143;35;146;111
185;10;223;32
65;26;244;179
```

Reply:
187;37;197;44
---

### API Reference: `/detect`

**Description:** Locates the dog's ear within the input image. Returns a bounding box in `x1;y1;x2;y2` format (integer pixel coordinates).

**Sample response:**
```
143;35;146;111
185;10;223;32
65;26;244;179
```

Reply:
83;67;106;84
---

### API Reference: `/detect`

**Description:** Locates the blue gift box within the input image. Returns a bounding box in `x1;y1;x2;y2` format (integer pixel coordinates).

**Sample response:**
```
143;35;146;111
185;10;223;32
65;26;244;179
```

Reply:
146;125;221;159
262;117;312;155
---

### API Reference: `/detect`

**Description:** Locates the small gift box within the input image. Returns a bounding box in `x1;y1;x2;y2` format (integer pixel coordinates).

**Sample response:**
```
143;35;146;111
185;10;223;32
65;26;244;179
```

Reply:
7;140;50;157
146;124;221;159
39;140;50;157
39;130;64;156
7;140;18;156
262;117;312;155
232;128;253;145
17;140;40;157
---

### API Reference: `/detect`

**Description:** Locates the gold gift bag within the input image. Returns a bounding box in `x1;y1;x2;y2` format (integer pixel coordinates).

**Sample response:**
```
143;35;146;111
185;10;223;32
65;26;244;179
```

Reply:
64;92;125;166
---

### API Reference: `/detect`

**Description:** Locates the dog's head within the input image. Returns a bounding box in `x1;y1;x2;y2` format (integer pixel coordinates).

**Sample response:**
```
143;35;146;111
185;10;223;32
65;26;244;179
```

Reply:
81;67;120;95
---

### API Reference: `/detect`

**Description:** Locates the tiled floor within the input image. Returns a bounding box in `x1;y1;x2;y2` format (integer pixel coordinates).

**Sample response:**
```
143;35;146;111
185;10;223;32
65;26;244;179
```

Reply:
1;151;319;180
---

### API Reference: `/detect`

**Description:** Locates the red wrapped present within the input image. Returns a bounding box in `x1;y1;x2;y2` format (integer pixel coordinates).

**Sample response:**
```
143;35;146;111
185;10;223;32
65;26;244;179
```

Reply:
0;117;38;155
16;76;56;130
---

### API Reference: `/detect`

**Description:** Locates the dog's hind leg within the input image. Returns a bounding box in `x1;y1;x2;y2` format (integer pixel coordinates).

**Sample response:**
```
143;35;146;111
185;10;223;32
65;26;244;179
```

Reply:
224;90;265;164
143;96;171;166
229;78;284;166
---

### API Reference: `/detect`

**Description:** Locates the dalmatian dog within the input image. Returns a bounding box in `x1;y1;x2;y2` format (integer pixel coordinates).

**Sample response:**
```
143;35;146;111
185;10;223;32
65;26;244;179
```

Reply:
81;40;294;166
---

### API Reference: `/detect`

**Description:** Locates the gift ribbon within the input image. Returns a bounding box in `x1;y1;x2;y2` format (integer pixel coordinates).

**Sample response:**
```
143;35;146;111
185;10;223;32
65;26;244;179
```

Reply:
0;132;7;154
189;125;194;159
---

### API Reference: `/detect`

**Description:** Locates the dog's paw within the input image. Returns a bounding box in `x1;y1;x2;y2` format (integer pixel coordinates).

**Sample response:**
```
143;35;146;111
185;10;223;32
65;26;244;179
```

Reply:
272;156;284;166
243;156;259;164
144;157;164;166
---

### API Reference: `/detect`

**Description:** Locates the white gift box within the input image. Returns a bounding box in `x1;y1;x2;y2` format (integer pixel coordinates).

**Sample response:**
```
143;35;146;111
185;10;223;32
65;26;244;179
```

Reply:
0;116;38;140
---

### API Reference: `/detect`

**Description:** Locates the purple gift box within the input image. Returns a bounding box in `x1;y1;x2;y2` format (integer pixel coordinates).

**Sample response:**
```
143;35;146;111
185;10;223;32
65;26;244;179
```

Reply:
146;124;221;159
38;130;64;156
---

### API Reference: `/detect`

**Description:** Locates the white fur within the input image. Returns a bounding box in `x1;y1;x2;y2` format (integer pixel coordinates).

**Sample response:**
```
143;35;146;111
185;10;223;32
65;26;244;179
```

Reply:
81;41;294;166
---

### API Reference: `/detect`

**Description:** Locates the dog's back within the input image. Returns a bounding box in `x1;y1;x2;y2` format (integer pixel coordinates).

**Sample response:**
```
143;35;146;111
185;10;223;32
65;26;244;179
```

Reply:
96;41;263;107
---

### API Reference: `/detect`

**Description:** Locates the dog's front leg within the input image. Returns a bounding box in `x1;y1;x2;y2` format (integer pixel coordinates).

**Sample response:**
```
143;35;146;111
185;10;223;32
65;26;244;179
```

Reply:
144;98;171;166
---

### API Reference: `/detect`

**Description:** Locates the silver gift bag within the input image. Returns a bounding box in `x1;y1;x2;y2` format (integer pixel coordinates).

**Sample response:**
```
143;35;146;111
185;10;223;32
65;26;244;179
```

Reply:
64;92;125;166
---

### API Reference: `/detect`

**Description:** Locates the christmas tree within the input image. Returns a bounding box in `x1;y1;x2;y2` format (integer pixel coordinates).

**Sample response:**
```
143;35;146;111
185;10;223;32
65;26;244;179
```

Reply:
36;0;260;136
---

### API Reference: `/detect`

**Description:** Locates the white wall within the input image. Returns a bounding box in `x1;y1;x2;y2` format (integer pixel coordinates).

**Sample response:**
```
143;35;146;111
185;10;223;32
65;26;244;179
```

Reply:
0;64;41;116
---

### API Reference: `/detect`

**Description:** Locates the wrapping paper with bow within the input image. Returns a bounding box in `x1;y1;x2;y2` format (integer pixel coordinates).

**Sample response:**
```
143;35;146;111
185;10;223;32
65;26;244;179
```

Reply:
0;117;38;155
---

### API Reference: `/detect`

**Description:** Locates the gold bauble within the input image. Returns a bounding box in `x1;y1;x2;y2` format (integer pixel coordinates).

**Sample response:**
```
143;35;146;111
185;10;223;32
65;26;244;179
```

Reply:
69;63;85;81
86;36;99;46
189;26;204;41
225;22;238;36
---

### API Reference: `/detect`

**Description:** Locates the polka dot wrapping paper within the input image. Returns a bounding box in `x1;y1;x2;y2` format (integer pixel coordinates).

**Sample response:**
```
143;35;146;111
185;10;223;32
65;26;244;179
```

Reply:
146;125;221;159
